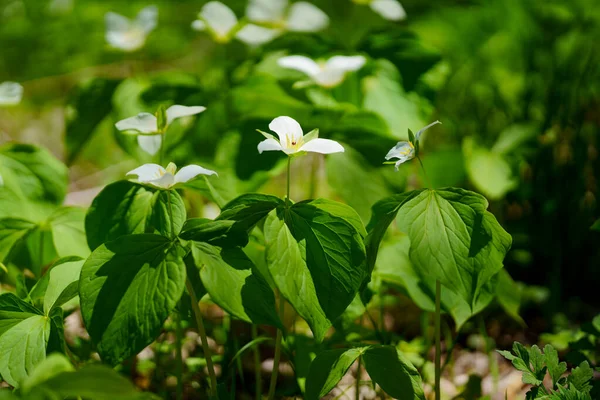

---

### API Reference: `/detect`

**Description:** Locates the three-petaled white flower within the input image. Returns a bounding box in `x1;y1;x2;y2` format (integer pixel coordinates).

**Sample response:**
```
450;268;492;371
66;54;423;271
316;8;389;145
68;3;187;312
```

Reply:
127;162;217;189
278;55;366;88
0;82;23;106
105;5;158;52
385;121;441;170
243;0;329;44
115;105;206;156
257;116;344;155
352;0;406;21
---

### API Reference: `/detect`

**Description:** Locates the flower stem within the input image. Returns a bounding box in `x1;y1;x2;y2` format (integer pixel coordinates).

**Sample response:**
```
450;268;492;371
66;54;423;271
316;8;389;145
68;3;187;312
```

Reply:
309;154;318;199
355;356;362;400
286;156;291;207
186;278;218;398
268;295;285;400
252;325;262;400
174;307;184;400
435;279;441;400
159;129;165;166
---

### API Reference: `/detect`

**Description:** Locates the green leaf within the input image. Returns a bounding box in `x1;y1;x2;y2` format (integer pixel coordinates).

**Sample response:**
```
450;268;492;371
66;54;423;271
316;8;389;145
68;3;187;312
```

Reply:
463;137;517;200
362;345;426;400
0;218;35;262
408;128;416;144
568;361;593;393
79;234;186;365
146;190;186;239
20;353;74;394
0;143;68;205
217;194;284;233
42;257;85;314
305;347;365;400
191;242;281;328
85;181;155;250
529;345;546;376
496;269;525;325
156;104;167;132
264;210;330;340
0;314;50;387
0;293;41;337
591;219;600;232
65;78;121;164
179;218;248;248
544;344;567;388
367;188;512;307
49;207;90;258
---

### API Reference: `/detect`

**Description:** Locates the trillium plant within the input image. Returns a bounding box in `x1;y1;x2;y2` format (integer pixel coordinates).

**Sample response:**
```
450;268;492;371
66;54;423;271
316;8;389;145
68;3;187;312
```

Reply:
127;162;217;189
278;55;367;88
115;104;206;156
105;5;158;52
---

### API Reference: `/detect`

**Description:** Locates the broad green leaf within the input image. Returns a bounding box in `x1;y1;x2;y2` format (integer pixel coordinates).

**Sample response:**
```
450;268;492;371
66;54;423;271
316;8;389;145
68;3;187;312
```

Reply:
191;242;281;328
264;210;329;340
30;364;158;399
496;269;525;325
85;181;154;250
367;188;512;307
0;143;68;205
529;345;545;375
42;258;85;314
65;78;121;164
362;345;426;400
217;194;284;233
21;353;74;394
146;190;186;239
0;314;50;387
491;124;538;155
326;146;392;222
463;137;517;200
179;219;248;248
0;293;41;337
79;234;186;365
0;218;35;262
568;361;593;393
544;344;567;388
305;347;365;400
49;207;90;258
591;219;600;232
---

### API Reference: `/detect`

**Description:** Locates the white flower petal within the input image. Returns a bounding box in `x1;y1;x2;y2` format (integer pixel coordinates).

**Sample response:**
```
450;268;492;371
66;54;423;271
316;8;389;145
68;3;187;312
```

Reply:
0;82;23;105
136;5;158;33
414;120;441;141
385;141;414;160
201;1;238;39
127;163;165;182
115;113;158;133
325;55;366;73
269;116;304;147
394;157;410;170
247;0;287;22
277;56;321;79
299;138;344;154
137;135;162;156
105;12;131;34
370;0;406;21
174;165;218;184
313;69;346;88
191;19;206;31
106;30;147;51
166;105;206;125
286;2;329;32
236;24;281;45
257;138;284;154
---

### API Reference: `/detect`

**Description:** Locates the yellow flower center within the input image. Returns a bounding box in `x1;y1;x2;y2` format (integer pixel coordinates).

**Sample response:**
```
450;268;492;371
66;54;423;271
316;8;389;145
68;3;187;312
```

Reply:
285;135;303;151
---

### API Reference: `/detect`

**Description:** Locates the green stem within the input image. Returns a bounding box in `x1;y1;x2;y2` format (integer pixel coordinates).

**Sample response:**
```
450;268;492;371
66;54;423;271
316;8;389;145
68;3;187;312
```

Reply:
355;356;361;400
308;154;318;199
167;191;176;239
252;325;262;400
174;307;184;400
268;296;285;400
286;156;291;207
435;279;441;400
159;129;166;166
186;278;218;398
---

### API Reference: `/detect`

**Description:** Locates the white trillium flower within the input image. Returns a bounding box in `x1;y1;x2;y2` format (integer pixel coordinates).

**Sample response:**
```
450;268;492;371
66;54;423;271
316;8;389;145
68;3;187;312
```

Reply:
352;0;406;21
115;105;206;156
105;5;158;52
127;162;217;189
385;121;441;170
257;116;344;155
0;82;23;106
243;0;329;44
278;55;366;88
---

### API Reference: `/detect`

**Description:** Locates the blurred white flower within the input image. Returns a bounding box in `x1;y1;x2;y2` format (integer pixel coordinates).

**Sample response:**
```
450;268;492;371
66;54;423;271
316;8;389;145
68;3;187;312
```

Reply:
127;162;217;189
278;55;366;88
0;82;23;106
352;0;406;21
0;173;3;187
115;105;205;155
105;5;158;52
257;116;344;155
385;121;441;170
243;0;329;44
